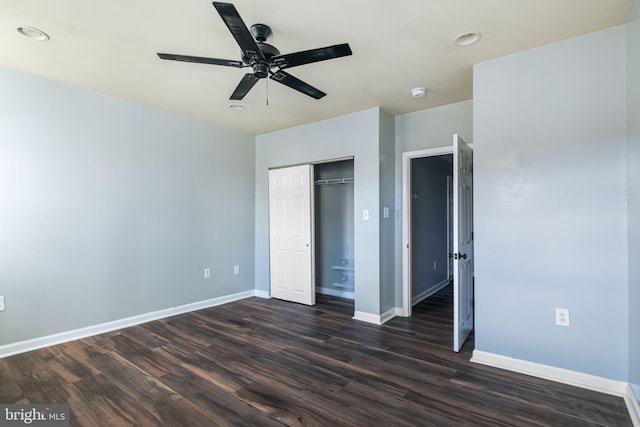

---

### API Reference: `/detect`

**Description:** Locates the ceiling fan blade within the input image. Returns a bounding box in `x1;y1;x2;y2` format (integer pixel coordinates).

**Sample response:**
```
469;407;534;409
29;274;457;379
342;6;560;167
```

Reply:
230;73;260;100
272;43;352;69
157;53;244;68
212;2;265;62
270;70;326;99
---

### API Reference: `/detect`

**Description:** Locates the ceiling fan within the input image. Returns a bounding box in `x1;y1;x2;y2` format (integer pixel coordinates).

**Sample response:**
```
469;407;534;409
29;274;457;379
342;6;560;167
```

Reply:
157;2;353;101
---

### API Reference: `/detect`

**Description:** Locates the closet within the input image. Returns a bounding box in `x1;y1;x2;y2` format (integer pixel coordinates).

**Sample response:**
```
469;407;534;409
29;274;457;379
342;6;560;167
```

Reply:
314;159;355;299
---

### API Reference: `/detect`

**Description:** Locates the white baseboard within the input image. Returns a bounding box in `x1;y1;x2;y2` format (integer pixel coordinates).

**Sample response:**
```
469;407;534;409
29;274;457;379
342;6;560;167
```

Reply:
254;289;271;299
0;290;256;359
396;307;410;317
471;350;628;397
353;307;398;325
317;286;355;300
412;279;449;306
353;311;381;324
380;307;398;324
625;384;640;427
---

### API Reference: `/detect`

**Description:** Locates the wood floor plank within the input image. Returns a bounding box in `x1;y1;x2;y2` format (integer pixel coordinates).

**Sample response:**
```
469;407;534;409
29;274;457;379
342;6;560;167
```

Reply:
0;285;632;426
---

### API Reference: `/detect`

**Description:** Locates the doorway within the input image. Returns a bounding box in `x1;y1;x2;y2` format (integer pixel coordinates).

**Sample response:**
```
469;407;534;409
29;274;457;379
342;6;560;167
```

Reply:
402;135;474;352
409;155;453;306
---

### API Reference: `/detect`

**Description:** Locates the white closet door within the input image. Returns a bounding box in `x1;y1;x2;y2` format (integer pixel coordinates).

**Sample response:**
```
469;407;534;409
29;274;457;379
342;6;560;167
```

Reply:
453;134;474;352
269;165;315;305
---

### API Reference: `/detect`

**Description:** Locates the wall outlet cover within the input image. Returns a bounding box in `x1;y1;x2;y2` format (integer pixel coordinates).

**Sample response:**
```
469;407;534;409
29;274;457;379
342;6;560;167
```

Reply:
555;308;570;327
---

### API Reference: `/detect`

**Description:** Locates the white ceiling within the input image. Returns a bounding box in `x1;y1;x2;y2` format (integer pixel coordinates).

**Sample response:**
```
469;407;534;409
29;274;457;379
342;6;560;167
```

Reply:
0;0;631;135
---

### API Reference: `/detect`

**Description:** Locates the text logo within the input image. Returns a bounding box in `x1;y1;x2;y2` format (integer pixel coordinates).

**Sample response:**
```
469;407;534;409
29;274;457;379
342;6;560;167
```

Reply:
0;405;69;427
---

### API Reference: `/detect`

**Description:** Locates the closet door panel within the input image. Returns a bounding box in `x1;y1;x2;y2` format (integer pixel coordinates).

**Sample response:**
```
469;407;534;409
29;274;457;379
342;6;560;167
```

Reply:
269;165;315;305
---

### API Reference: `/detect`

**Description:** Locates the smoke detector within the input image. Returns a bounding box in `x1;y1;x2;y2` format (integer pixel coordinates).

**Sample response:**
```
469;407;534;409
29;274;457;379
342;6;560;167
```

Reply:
411;87;426;98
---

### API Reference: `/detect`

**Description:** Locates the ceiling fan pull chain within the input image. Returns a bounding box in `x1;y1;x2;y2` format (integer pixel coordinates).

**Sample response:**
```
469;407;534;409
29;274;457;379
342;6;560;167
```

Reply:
266;75;269;107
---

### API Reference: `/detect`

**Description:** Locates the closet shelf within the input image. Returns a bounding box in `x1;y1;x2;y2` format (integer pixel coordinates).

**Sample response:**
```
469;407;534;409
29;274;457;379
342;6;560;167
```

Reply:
314;178;354;186
331;265;354;272
331;282;353;289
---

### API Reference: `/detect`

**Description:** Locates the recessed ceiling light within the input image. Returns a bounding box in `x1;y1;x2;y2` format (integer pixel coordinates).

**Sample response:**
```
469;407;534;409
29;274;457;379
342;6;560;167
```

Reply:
411;87;426;98
228;104;245;110
453;32;481;47
17;26;50;41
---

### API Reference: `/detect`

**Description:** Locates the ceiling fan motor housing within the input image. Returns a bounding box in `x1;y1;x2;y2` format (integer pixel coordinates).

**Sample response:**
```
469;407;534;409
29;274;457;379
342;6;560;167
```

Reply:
242;41;280;77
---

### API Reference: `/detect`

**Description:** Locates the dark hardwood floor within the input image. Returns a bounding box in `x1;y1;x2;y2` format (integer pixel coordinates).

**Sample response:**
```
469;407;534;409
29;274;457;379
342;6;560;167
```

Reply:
0;285;632;426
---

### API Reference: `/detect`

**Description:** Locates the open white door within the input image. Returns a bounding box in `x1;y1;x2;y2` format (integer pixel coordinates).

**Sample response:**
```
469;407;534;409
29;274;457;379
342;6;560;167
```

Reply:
453;134;474;352
269;165;315;305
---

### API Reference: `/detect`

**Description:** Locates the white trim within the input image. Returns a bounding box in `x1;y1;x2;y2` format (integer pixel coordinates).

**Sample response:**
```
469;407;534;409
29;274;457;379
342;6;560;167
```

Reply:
317;286;355;300
380;307;398;324
625;384;640;427
353;307;397;325
254;289;271;299
353;311;381;324
471;350;628;397
412;279;450;306
396;306;410;317
402;145;455;318
446;174;454;281
0;290;255;359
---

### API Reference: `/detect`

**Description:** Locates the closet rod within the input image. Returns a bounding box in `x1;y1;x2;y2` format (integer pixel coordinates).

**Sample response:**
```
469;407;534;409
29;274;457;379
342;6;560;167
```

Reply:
314;178;354;186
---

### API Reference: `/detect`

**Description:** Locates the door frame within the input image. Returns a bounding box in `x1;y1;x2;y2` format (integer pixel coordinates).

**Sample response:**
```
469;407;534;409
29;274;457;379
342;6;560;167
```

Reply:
401;146;454;317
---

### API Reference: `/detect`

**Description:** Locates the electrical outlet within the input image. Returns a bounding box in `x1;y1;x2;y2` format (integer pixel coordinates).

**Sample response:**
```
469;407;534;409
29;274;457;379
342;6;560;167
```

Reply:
433;261;437;270
0;296;5;312
363;209;369;221
204;268;211;279
234;265;240;275
555;308;570;327
383;207;389;218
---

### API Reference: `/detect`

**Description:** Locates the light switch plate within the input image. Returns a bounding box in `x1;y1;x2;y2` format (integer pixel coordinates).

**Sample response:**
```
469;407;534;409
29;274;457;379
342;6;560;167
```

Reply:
0;296;5;312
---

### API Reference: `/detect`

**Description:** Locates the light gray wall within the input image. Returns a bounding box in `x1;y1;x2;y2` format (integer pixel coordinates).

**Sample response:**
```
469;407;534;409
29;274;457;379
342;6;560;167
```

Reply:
627;0;640;398
410;156;451;299
474;26;628;380
0;67;255;346
394;101;473;306
255;108;383;315
379;110;396;313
